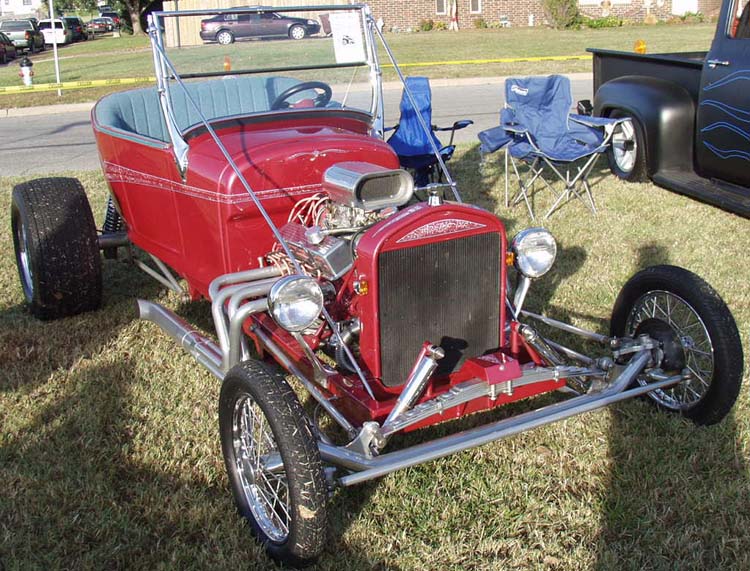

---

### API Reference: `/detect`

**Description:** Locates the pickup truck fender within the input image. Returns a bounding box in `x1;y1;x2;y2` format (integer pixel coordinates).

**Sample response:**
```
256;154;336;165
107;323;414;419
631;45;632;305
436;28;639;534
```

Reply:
594;76;695;175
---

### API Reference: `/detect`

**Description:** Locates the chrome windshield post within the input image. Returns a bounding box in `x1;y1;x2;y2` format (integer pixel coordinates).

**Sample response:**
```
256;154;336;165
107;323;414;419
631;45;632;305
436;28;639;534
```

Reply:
364;7;384;138
147;13;189;173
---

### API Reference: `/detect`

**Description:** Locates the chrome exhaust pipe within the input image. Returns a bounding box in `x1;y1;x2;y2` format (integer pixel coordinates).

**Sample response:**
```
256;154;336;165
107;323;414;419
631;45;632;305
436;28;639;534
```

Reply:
137;300;223;379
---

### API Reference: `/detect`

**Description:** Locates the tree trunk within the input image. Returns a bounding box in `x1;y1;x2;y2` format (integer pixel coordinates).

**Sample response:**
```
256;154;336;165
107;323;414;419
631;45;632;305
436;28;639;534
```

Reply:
130;9;144;34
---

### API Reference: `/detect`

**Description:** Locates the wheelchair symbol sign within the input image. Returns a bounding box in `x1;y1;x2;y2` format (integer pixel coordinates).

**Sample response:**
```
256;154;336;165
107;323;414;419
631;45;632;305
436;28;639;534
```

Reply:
330;12;366;64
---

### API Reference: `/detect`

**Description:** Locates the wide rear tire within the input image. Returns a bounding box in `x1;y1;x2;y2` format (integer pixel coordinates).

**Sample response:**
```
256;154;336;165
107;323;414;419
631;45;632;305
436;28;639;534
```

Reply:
219;360;328;567
610;265;742;425
11;177;102;320
607;110;648;183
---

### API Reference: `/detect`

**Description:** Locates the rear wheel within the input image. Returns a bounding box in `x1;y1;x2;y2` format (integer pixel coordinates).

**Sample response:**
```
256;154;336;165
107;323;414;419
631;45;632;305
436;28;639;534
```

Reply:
11;177;102;320
607;110;648;182
610;265;743;425
216;30;234;45
219;360;328;567
289;25;306;40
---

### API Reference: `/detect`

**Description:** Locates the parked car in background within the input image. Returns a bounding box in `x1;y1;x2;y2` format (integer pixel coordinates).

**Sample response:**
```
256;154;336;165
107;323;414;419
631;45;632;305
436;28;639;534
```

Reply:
99;11;121;28
0;19;45;54
88;17;114;34
0;31;18;64
63;16;88;41
199;10;321;44
38;19;74;45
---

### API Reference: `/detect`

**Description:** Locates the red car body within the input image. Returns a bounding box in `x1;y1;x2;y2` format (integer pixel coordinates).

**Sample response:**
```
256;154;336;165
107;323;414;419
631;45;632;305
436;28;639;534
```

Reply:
92;104;560;427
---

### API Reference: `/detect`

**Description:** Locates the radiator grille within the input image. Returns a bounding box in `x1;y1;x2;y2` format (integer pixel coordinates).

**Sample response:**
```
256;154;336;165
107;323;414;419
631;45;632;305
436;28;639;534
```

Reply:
378;232;500;386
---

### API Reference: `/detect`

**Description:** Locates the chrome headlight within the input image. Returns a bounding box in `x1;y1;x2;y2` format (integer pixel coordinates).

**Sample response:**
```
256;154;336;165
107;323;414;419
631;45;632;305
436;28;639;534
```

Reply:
511;228;557;278
268;275;324;332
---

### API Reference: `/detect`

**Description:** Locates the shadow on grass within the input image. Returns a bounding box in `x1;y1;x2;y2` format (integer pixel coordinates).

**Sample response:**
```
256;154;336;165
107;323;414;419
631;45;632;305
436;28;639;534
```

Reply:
594;242;750;569
0;257;159;395
596;407;749;569
0;291;395;571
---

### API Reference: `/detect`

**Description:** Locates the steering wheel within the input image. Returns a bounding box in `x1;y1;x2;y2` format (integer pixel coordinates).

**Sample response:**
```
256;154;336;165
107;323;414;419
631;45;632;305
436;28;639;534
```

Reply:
271;81;332;110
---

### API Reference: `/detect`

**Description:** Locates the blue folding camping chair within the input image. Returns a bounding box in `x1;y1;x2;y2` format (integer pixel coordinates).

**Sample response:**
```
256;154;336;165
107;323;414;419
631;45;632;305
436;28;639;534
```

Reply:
478;75;624;219
387;76;473;188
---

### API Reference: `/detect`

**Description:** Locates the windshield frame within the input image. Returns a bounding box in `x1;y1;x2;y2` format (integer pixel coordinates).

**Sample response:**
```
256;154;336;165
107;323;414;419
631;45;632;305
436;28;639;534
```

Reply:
148;4;382;167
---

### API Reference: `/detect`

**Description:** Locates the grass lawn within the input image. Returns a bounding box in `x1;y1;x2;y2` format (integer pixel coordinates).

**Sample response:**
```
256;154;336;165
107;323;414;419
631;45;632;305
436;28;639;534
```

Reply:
0;22;716;108
1;145;750;569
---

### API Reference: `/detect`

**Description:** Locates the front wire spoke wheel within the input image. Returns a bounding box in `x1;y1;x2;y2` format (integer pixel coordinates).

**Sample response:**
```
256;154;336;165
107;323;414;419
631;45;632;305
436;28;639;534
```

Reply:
625;290;714;410
610;265;743;425
219;360;328;567
233;395;290;541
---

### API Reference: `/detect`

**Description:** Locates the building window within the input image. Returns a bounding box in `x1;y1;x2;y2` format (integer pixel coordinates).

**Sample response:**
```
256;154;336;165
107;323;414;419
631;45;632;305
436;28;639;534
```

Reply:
470;0;482;13
436;0;446;15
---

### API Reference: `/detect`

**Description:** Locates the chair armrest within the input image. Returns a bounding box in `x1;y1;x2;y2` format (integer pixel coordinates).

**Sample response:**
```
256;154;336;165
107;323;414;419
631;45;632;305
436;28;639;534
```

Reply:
434;119;474;132
569;113;623;128
478;125;512;154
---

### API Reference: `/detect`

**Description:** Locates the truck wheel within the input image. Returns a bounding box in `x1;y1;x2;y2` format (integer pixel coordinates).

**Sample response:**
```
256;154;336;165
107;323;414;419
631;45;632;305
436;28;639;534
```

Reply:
289;25;306;40
11;177;102;320
219;360;328;567
216;30;234;45
607;111;647;182
610;265;742;425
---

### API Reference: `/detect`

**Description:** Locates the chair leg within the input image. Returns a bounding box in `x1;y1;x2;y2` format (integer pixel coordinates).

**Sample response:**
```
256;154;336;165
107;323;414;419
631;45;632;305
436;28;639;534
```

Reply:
504;147;509;209
509;155;538;220
542;154;602;219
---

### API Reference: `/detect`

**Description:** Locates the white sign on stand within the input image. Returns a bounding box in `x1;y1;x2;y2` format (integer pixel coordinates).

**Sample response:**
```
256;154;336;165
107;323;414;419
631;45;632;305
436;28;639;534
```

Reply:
329;12;366;64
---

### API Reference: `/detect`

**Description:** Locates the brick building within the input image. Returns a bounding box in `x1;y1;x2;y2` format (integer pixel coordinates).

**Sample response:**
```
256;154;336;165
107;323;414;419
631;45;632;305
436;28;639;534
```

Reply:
0;0;44;18
366;0;722;31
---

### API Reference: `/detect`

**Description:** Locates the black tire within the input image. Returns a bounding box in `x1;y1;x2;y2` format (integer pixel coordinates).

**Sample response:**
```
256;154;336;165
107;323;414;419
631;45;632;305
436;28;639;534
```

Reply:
1;52;6;66
607;110;648;183
216;30;234;45
610;265;743;425
289;25;306;40
219;360;328;567
11;177;102;320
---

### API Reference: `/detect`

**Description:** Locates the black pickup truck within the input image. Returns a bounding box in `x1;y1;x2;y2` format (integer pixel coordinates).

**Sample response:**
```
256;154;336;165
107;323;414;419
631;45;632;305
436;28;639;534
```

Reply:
589;0;750;216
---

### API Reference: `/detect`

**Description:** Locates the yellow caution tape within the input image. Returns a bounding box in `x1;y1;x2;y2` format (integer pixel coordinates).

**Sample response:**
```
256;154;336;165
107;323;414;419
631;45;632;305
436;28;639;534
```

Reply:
384;54;592;68
0;54;592;94
0;76;155;94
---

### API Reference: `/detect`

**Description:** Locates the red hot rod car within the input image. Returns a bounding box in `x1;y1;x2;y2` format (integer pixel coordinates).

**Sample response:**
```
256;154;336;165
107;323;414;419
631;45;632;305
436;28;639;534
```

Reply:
10;5;744;567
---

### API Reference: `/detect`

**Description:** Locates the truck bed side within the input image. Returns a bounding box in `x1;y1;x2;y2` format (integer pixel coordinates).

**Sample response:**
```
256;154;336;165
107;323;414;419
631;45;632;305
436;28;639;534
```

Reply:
588;48;706;102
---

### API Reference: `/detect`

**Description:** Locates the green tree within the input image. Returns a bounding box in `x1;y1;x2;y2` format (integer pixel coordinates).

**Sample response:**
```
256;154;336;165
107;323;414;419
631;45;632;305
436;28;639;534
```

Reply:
119;0;158;34
542;0;579;29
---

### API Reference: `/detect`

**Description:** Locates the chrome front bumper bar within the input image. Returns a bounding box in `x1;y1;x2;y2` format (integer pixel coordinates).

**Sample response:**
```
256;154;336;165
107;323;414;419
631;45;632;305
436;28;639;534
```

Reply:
138;299;677;488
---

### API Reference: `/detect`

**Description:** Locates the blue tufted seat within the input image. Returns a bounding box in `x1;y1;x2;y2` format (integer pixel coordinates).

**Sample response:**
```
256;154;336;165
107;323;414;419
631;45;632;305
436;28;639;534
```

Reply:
93;75;304;143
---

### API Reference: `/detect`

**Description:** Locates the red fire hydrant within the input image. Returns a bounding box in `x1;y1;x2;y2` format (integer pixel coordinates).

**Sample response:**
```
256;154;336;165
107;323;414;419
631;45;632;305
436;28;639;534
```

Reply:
18;56;34;87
